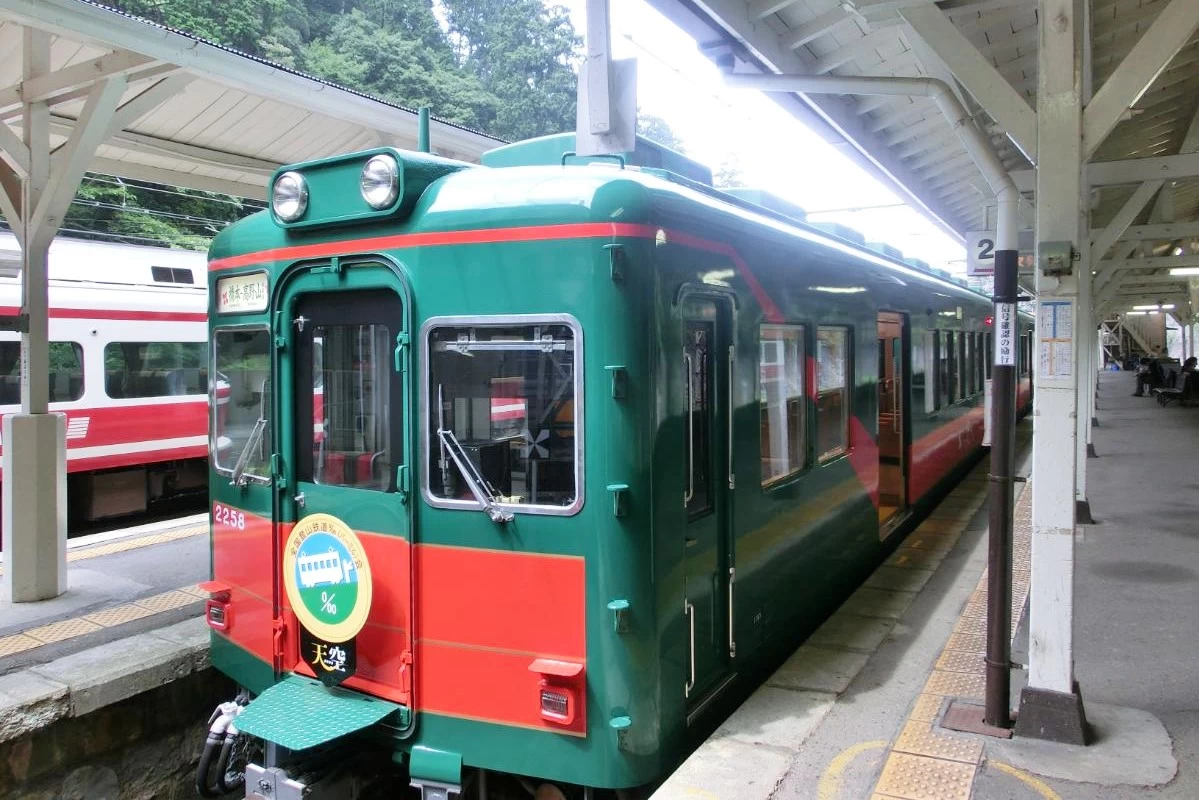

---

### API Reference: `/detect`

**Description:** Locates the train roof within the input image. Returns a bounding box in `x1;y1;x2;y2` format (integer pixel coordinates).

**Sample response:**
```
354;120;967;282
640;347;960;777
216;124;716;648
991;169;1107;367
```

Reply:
0;231;207;290
215;145;1027;319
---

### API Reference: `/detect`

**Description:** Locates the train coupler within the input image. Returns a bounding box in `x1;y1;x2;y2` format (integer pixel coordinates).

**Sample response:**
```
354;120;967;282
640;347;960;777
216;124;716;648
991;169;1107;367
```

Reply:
244;762;360;800
409;778;461;800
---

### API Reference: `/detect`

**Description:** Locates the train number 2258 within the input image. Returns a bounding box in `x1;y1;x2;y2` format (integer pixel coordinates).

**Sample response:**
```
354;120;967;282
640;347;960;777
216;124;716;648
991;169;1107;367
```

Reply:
213;503;247;531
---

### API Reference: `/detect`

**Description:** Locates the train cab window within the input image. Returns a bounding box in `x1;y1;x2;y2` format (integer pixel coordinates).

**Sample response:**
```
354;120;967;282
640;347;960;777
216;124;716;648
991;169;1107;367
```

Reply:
0;341;84;404
212;328;271;482
759;324;807;485
938;331;953;407
816;326;850;462
310;323;394;491
427;318;581;514
105;342;206;398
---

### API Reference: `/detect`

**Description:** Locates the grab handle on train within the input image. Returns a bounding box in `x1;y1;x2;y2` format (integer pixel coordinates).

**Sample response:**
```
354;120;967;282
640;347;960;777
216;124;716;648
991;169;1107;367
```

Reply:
684;598;696;697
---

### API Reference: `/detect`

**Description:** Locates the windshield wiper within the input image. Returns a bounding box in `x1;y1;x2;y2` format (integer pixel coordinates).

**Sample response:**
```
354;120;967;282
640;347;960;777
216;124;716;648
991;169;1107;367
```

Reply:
230;417;267;487
436;427;513;524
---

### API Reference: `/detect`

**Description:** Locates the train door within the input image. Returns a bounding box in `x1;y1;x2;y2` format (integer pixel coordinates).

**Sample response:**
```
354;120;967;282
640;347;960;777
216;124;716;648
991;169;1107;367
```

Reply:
877;311;909;534
277;266;415;718
680;293;734;711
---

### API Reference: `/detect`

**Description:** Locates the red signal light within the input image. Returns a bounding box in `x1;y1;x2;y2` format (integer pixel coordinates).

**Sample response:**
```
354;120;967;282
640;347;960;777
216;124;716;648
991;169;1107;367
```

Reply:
985;315;994;325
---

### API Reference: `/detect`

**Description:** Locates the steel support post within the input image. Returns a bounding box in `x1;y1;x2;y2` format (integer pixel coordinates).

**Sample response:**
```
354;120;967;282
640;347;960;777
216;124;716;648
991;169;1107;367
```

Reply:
1016;0;1089;745
986;241;1018;729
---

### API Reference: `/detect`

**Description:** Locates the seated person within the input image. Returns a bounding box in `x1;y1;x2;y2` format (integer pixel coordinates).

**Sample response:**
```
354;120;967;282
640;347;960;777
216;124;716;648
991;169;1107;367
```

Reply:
1183;356;1197;374
1133;357;1165;396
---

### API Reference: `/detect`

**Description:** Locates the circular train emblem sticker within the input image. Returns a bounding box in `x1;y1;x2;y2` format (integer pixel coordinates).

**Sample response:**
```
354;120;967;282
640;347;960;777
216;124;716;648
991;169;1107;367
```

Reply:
283;513;373;643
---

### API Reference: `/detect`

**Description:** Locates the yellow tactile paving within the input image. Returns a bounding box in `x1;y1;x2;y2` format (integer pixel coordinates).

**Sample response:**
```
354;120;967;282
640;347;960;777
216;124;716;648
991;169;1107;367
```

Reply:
133;589;199;613
934;649;984;674
0;633;42;657
909;693;946;723
924;669;986;699
0;583;205;660
893;721;984;764
867;482;1035;800
944;632;985;653
874;752;975;800
952;613;986;637
24;617;104;643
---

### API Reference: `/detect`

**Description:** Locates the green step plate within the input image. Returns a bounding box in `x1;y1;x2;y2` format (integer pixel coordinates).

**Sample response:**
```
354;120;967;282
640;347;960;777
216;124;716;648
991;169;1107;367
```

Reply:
236;675;402;751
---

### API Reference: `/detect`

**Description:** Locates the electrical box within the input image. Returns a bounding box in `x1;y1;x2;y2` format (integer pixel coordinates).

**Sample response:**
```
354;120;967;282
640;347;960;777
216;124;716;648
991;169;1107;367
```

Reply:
1039;240;1075;277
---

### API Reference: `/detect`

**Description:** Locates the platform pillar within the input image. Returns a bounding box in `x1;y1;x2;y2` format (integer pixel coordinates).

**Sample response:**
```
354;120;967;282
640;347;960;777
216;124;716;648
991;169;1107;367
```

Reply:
0;30;125;602
1017;0;1089;745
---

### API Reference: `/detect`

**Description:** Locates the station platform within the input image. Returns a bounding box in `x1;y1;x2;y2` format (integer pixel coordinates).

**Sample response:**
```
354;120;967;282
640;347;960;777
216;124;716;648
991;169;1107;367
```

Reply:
0;513;209;674
657;368;1196;800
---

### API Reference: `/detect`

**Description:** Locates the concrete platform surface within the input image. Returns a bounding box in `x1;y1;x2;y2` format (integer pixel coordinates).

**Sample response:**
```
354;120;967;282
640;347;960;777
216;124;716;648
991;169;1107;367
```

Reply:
657;372;1199;800
0;517;208;675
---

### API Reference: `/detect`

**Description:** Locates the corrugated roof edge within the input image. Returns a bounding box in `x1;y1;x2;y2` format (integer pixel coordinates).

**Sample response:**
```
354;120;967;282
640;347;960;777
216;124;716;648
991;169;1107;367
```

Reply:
74;0;506;144
635;168;991;301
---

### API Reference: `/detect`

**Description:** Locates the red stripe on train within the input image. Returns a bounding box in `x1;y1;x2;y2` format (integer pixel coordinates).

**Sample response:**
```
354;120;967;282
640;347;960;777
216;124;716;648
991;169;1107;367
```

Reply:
0;305;205;322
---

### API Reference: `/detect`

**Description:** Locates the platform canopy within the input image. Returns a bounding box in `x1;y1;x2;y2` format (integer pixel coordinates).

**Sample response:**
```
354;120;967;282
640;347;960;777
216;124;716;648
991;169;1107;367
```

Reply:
648;0;1199;316
0;0;503;204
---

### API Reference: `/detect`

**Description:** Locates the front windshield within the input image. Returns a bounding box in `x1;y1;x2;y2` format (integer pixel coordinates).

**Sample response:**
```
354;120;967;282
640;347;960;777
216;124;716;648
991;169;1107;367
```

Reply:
213;328;271;481
427;321;579;511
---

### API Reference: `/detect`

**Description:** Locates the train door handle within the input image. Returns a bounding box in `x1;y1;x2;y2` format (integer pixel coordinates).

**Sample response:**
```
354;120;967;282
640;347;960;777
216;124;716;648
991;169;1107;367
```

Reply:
728;567;736;659
683;350;695;505
728;345;736;490
684;598;696;697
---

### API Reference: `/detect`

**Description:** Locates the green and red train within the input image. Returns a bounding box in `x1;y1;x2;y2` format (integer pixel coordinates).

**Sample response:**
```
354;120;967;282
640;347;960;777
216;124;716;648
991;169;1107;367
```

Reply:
199;133;1034;798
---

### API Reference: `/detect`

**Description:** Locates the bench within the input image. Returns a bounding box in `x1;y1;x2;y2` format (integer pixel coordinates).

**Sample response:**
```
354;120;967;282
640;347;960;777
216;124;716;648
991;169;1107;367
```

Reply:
1153;372;1198;407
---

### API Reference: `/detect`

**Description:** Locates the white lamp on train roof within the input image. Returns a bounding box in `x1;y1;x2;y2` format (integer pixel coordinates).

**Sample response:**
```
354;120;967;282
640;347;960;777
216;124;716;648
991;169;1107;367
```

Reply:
272;171;309;222
360;154;400;210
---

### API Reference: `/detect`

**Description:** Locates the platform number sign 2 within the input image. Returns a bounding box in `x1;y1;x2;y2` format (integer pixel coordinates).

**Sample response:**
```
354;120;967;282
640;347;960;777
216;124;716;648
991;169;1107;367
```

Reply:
967;231;997;277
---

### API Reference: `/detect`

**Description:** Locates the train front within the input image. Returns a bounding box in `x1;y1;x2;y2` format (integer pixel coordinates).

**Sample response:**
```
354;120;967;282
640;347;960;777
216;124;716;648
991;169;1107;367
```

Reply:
201;148;655;798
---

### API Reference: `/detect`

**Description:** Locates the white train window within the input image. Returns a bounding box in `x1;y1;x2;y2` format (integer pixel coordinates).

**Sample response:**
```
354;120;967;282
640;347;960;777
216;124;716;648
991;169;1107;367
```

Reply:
0;342;84;404
104;342;206;398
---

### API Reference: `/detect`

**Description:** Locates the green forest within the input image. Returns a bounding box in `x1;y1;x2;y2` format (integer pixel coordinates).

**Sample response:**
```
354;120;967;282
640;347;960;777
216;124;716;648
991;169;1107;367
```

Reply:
6;0;693;250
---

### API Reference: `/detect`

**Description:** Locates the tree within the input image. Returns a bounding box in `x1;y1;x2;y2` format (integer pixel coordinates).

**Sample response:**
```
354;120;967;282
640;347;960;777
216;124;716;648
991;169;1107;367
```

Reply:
637;113;685;152
440;0;581;140
713;159;745;189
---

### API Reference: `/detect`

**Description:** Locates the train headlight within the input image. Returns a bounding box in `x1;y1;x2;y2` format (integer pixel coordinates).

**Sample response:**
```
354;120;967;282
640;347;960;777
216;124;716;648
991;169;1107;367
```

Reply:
360;154;400;209
271;171;308;222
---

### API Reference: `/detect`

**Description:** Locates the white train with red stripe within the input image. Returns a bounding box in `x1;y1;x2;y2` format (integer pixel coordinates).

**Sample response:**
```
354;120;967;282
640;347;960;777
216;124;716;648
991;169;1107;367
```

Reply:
0;232;209;521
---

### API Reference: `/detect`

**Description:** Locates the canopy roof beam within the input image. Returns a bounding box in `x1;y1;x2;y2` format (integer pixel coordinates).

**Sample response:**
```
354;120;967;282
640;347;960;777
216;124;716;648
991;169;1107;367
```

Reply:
1083;0;1199;158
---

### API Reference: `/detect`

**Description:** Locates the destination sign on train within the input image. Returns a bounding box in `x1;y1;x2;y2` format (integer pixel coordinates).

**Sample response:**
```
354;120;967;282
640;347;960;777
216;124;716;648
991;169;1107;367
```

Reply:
216;272;269;314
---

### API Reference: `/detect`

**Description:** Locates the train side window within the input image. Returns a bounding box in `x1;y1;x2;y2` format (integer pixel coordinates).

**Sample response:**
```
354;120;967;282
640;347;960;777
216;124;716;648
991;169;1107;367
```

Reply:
0;341;85;403
105;342;207;398
938;331;953;407
963;333;974;396
816;326;850;463
914;330;933;414
985;332;993;379
956;332;966;399
427;318;581;514
975;333;985;391
759;324;807;486
212;328;271;482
